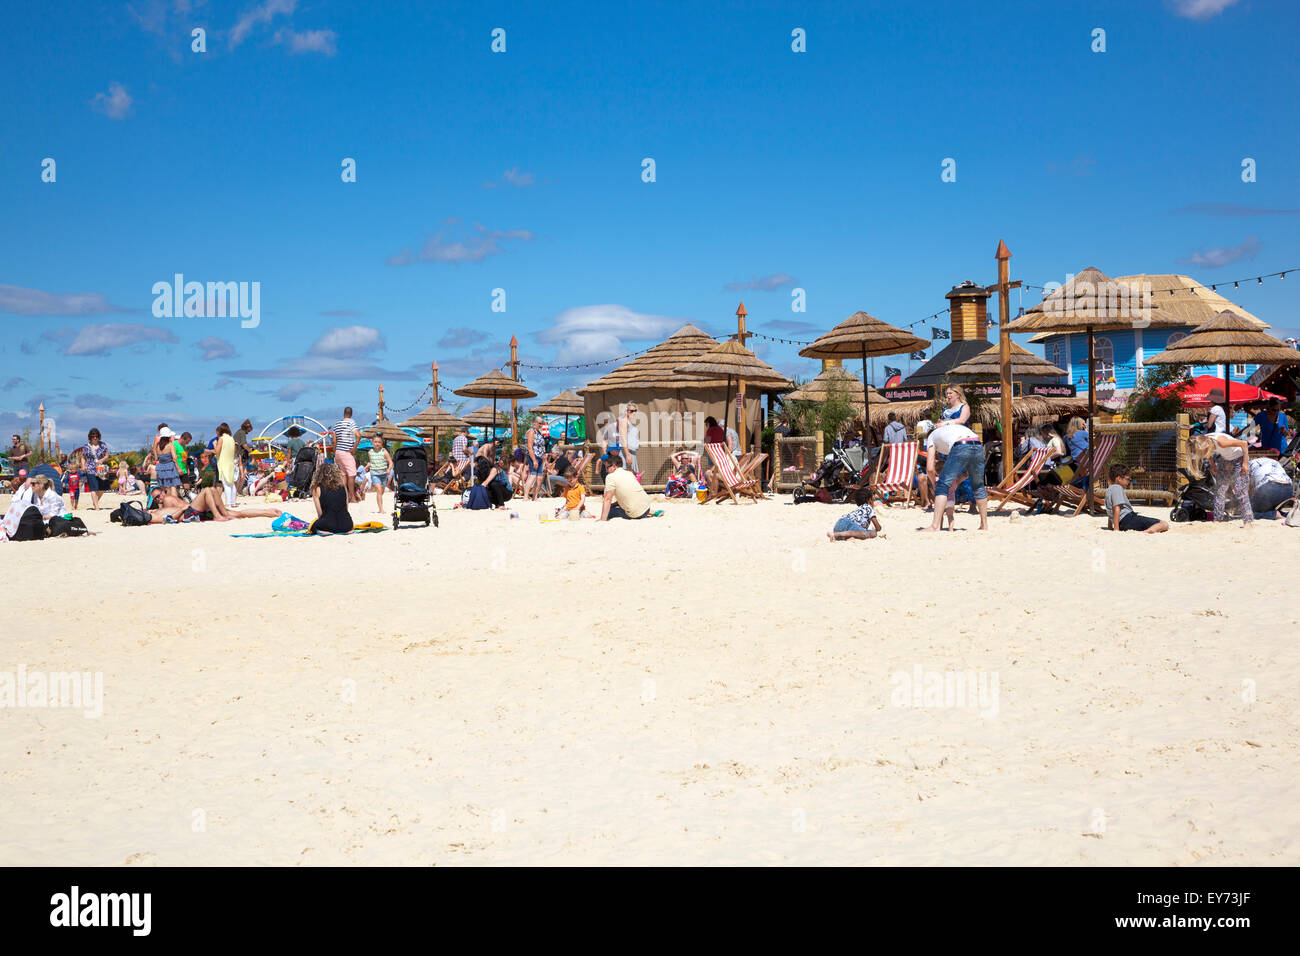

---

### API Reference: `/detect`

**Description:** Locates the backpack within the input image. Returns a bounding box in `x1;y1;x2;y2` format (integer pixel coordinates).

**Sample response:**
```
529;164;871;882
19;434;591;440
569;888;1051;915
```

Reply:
10;506;47;541
466;484;491;510
112;500;152;526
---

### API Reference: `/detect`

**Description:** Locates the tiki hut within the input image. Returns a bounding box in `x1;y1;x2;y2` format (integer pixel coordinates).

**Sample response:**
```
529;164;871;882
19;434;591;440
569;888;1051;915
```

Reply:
673;339;793;452
579;324;766;447
783;365;888;408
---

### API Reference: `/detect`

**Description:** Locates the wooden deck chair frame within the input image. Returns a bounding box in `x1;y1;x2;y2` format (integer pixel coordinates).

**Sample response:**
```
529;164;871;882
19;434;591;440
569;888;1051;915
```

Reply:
872;441;919;507
737;452;769;500
989;446;1055;510
1055;434;1120;516
704;443;760;504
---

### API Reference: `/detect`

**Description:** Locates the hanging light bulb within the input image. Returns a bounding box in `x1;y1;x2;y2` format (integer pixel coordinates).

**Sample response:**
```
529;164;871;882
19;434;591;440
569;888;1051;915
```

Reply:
1234;281;1239;289
1258;277;1264;285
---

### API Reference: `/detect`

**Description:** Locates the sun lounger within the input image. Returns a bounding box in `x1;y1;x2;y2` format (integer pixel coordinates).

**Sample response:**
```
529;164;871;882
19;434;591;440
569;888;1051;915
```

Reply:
989;446;1054;511
1054;433;1120;516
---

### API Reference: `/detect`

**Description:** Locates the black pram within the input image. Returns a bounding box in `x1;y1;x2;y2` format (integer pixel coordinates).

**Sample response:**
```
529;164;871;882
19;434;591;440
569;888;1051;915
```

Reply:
392;445;437;528
290;446;318;499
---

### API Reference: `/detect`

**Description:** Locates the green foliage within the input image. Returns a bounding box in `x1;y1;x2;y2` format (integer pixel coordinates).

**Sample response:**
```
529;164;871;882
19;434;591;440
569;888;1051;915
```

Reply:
1125;364;1190;423
776;379;859;439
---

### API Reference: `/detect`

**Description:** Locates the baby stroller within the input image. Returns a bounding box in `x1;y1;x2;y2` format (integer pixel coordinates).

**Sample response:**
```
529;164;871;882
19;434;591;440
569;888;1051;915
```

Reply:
793;445;869;504
392;445;436;528
1170;467;1215;522
289;447;318;499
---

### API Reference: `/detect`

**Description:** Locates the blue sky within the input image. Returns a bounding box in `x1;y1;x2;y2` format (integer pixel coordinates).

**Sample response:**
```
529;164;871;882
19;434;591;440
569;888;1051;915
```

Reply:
2;0;1298;449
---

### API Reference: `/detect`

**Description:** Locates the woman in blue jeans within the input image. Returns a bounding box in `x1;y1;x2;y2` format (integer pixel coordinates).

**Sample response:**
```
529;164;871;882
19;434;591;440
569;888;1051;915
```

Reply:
921;422;989;532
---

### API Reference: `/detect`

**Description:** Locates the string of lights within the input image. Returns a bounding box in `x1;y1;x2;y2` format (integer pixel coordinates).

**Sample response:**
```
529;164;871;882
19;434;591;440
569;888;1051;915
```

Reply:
445;264;1298;380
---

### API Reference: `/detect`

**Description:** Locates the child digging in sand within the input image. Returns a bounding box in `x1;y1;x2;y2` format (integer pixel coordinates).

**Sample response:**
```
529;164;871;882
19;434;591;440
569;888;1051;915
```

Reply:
828;489;884;541
1105;463;1168;533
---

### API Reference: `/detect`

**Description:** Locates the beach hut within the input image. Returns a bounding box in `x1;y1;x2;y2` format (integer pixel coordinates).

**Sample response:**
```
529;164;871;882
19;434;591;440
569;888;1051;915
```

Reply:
580;324;766;447
798;311;930;459
454;369;536;447
673;339;793;452
1144;310;1300;421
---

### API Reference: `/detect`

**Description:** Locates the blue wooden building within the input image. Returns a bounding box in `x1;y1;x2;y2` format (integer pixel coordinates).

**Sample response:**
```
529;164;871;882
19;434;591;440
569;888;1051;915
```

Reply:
1027;274;1265;410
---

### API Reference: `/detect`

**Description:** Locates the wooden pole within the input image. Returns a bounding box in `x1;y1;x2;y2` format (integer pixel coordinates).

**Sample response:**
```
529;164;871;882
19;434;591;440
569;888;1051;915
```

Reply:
996;241;1014;482
1176;412;1190;482
736;302;748;453
509;335;520;450
378;383;385;423
430;361;440;458
38;402;45;458
860;344;871;462
1087;325;1096;514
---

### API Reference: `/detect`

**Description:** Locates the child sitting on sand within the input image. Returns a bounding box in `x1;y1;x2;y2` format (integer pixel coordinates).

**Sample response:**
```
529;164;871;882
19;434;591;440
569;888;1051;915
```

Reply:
1105;463;1169;533
828;488;883;541
554;467;586;519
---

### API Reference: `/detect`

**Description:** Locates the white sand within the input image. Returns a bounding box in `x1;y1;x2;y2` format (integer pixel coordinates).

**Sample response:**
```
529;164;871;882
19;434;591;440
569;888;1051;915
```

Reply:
1;489;1296;865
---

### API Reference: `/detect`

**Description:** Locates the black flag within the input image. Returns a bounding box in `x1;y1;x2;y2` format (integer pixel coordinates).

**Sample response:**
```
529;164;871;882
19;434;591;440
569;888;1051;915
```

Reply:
884;366;901;379
931;326;950;340
909;351;926;361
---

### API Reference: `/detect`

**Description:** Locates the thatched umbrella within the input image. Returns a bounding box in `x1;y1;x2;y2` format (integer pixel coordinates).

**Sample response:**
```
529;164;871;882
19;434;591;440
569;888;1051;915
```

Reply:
948;341;1066;380
784;365;890;407
1005;267;1166;512
454;370;536;447
463;405;511;441
400;404;467;458
674;339;793;451
362;417;412;446
1144;310;1300;427
798;311;929;459
531;389;585;444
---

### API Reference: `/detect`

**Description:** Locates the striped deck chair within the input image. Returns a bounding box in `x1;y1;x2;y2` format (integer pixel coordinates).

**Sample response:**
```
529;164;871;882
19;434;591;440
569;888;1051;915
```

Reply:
705;443;760;504
873;442;919;506
737;452;769;500
989;446;1054;510
1055;433;1120;516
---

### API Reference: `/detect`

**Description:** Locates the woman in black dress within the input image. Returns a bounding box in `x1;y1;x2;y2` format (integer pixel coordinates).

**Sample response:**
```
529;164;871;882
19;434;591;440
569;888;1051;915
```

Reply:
308;461;354;534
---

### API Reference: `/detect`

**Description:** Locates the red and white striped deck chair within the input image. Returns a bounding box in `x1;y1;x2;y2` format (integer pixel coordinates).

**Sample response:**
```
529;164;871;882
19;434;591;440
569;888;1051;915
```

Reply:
705;443;759;504
990;445;1054;510
1056;433;1120;516
873;442;919;506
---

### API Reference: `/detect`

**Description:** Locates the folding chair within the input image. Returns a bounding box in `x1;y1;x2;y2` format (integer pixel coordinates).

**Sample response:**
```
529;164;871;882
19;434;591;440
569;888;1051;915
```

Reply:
704;443;760;504
988;446;1054;511
737;452;769;500
1055;433;1120;516
872;442;919;506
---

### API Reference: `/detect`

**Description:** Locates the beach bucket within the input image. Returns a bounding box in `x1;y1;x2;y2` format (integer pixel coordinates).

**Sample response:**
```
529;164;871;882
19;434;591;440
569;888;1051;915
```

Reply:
695;485;707;503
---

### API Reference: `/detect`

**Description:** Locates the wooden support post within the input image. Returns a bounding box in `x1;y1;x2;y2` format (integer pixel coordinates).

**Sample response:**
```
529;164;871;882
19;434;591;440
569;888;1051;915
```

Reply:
736;301;748;453
431;361;440;456
378;383;385;423
1176;412;1190;483
995;241;1015;483
509;335;520;449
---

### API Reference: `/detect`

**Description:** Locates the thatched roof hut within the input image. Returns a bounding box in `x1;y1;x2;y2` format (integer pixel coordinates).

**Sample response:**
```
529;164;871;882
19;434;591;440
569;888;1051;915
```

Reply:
868;395;1087;429
948;341;1066;379
1144;310;1300;367
783;365;888;407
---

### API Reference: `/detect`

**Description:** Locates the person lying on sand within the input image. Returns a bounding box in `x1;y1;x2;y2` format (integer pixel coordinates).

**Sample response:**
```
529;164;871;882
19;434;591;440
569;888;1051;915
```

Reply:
153;487;284;522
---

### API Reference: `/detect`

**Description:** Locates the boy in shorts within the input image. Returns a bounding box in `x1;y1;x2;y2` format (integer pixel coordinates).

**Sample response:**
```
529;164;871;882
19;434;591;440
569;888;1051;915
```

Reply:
1106;464;1168;533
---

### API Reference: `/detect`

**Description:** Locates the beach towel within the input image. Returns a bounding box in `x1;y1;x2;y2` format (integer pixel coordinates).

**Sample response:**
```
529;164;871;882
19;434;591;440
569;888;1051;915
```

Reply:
230;521;386;538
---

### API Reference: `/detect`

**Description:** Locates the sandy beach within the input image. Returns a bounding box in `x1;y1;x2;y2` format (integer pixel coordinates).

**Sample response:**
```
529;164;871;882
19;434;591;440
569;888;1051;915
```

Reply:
1;490;1296;866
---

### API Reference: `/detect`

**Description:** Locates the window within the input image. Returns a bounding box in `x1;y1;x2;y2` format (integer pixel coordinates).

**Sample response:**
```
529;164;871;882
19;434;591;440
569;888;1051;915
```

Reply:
1232;363;1248;376
1093;337;1115;381
1048;342;1065;372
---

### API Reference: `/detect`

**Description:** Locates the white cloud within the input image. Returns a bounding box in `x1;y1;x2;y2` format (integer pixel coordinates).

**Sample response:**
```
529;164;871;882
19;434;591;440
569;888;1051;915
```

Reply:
0;284;126;316
91;82;133;120
1178;235;1261;269
270;381;329;402
390;224;536;265
274;27;337;55
195;336;237;361
724;273;798;292
59;324;179;356
1169;0;1242;20
230;0;296;47
534;305;690;364
307;325;385;358
483;168;536;188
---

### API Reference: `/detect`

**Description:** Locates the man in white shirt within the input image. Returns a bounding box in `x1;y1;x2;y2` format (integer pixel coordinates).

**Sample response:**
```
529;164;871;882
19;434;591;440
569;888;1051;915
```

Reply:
1205;389;1227;435
921;422;988;532
600;452;653;520
1249;455;1294;518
